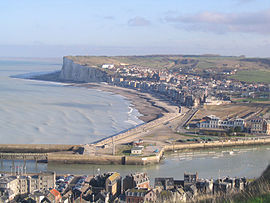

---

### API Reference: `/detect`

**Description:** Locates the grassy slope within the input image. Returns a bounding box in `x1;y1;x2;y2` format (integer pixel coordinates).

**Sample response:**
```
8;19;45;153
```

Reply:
230;70;270;83
243;194;270;203
67;55;245;70
67;55;270;83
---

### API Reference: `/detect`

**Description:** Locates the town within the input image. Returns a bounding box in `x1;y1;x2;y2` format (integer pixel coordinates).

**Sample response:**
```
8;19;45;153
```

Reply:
101;61;269;109
0;170;249;203
100;60;270;136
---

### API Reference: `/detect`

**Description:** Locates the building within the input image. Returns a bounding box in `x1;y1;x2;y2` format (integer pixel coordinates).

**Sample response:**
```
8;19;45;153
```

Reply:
102;64;114;69
250;118;270;135
213;177;247;194
0;176;19;201
17;176;28;195
95;191;110;203
184;173;198;185
28;172;56;193
0;172;55;201
132;139;144;146
131;146;144;155
125;188;156;203
105;172;122;198
41;189;62;203
123;173;150;192
196;179;213;194
198;115;220;129
198;115;245;130
266;120;270;135
154;178;174;190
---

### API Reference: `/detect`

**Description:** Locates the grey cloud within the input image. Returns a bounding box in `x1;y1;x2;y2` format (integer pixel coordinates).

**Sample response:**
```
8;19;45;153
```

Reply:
128;17;151;27
164;9;270;34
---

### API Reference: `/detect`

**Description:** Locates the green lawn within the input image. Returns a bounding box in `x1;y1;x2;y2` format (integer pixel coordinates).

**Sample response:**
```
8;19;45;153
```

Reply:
230;70;270;83
236;193;270;203
234;98;270;103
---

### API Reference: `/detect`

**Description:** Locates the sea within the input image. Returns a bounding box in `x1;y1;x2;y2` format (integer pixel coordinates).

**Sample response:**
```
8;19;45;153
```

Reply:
1;58;270;183
0;58;143;144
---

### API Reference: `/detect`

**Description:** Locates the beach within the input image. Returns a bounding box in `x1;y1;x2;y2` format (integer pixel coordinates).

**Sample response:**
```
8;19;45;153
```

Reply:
73;83;179;123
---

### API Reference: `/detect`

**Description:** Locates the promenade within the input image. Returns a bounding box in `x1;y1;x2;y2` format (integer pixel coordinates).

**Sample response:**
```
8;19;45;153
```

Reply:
93;111;183;146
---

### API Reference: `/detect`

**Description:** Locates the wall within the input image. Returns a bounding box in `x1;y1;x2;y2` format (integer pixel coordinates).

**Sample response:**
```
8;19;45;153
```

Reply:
0;144;79;153
47;153;124;164
47;153;163;165
164;138;270;151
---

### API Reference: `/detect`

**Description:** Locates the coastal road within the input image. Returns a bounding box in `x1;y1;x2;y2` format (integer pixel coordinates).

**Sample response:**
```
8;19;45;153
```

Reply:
176;108;198;133
94;109;189;147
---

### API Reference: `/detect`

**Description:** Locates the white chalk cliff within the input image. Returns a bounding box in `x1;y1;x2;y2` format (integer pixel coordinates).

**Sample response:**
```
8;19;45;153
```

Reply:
59;57;108;82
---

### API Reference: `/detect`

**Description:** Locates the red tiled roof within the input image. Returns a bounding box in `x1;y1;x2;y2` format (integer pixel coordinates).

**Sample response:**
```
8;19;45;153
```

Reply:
50;188;61;198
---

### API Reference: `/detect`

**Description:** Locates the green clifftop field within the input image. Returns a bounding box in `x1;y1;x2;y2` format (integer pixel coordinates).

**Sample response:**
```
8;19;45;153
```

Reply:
67;55;270;83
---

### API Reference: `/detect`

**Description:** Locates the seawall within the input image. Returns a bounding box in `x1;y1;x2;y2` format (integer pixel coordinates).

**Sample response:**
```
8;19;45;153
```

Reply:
59;57;108;82
47;152;163;165
0;144;80;153
164;138;270;151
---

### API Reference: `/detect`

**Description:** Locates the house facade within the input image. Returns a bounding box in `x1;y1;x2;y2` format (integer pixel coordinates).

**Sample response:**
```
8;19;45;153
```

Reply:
123;173;150;192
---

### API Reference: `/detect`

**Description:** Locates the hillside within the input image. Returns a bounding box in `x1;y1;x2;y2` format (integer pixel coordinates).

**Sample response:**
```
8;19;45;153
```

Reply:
67;55;270;83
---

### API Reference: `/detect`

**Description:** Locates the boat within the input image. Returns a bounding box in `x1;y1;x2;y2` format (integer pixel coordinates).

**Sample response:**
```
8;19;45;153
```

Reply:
223;151;234;155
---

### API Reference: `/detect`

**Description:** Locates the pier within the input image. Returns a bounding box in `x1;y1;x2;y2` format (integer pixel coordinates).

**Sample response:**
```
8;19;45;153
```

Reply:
0;152;48;161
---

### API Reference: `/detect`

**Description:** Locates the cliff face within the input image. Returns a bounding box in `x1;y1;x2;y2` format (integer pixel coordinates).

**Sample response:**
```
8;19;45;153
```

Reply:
59;57;109;82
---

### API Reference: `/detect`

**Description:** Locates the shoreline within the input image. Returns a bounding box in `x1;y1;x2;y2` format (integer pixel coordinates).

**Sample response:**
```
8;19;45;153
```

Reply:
74;83;178;123
30;72;177;123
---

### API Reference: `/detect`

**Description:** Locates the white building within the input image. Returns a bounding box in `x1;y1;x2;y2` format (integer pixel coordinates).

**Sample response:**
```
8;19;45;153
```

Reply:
198;115;245;130
102;64;115;69
131;146;144;155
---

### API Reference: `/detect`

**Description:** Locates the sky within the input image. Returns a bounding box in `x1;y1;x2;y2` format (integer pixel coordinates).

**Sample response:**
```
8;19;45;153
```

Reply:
0;0;270;57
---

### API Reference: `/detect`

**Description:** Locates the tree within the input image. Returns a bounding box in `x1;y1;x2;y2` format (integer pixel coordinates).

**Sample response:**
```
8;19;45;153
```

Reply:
234;126;242;133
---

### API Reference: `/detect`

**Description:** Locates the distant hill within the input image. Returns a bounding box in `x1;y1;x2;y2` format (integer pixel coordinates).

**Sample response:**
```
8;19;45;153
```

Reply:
66;55;270;83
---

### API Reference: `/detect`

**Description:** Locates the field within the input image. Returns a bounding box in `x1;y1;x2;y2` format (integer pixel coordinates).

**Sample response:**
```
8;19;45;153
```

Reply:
191;103;270;122
67;55;268;70
230;70;270;83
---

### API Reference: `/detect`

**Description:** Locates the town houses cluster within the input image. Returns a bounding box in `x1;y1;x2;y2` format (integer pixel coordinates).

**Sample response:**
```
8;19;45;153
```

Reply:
0;171;249;202
101;63;269;108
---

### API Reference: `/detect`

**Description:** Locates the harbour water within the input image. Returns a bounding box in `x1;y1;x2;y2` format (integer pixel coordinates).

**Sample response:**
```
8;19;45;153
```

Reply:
1;145;270;184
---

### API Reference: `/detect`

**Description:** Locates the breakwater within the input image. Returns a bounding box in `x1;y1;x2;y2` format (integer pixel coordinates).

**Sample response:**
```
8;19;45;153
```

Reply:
0;153;47;161
0;144;80;153
47;151;163;165
164;137;270;151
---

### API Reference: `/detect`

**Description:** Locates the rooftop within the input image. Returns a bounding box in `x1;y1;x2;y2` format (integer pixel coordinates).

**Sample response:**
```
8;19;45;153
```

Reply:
107;172;120;182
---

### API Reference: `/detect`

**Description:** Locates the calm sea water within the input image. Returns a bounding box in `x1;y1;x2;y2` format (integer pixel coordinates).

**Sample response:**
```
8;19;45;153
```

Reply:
1;58;270;182
0;58;143;144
